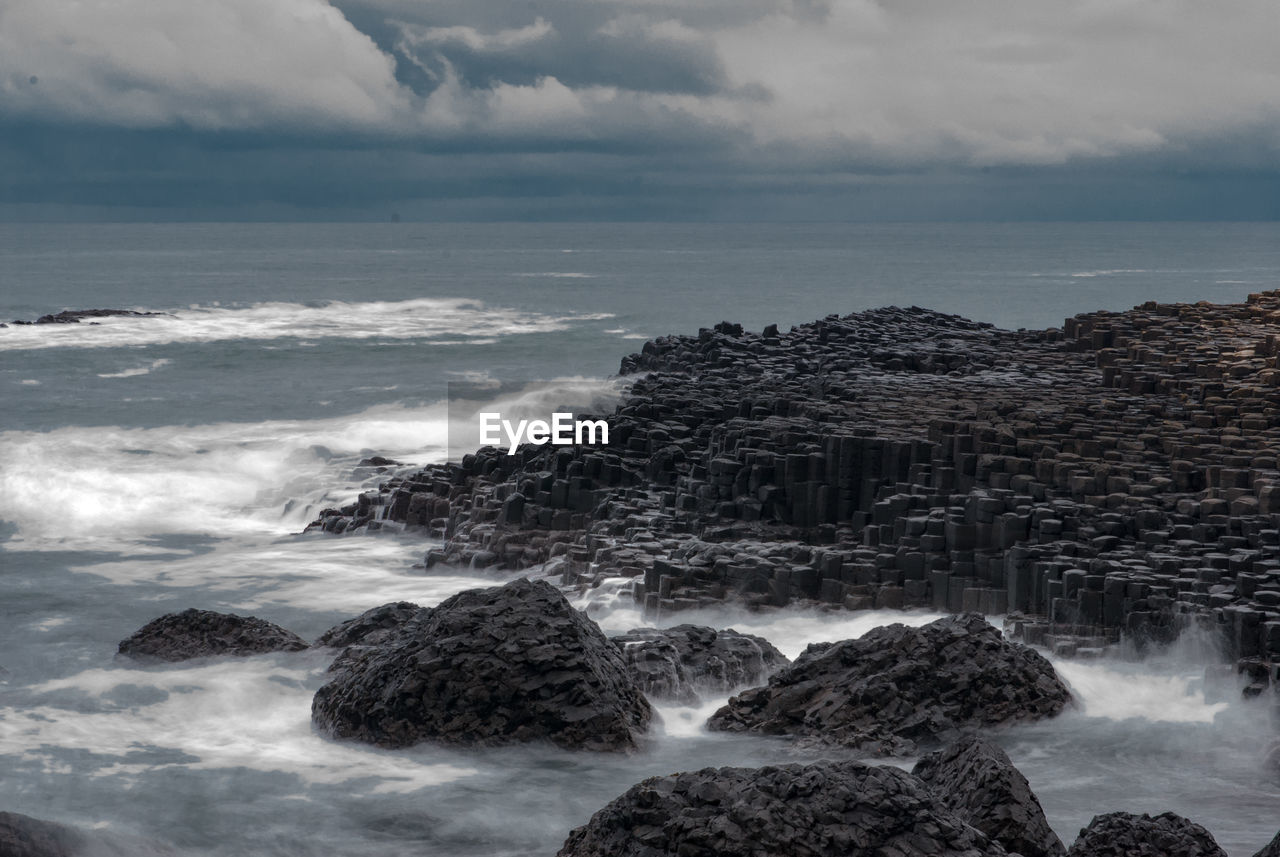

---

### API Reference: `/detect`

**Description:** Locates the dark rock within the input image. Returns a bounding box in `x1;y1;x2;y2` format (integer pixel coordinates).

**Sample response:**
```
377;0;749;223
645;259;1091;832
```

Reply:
30;309;163;324
0;811;174;857
556;760;1007;857
612;624;790;704
1254;830;1280;857
707;614;1070;754
1065;811;1227;857
117;609;309;663
358;456;402;467
311;578;652;751
914;736;1065;857
315;602;430;648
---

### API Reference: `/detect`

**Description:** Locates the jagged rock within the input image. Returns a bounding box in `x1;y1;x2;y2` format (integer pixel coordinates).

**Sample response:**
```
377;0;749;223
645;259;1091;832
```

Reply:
707;614;1070;754
611;624;790;704
0;811;174;857
117;609;309;663
1065;811;1227;857
311;578;652;751
914;736;1065;857
1254;829;1280;857
315;602;430;648
556;760;1007;857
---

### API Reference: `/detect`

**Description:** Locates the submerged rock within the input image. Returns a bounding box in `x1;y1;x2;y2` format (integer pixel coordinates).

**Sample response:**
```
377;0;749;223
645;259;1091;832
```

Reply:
1065;811;1227;857
0;811;174;857
311;578;652;751
611;624;789;704
117;609;309;663
707;613;1070;754
315;601;430;649
556;760;1006;857
914;736;1065;857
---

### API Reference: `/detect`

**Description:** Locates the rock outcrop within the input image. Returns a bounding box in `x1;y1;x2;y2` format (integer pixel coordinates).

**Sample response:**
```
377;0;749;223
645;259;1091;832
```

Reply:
311;578;652;751
611;624;789;704
1065;811;1227;857
556;760;1006;857
306;293;1280;693
0;812;174;857
117;609;309;663
706;614;1070;753
9;309;164;325
1254;830;1280;857
315;601;430;649
913;736;1065;857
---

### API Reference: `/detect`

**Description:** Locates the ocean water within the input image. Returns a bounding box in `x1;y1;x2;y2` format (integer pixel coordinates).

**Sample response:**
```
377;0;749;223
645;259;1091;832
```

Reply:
2;222;1280;855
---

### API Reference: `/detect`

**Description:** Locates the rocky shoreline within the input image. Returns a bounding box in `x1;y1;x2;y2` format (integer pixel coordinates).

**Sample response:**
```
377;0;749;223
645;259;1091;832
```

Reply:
310;292;1280;702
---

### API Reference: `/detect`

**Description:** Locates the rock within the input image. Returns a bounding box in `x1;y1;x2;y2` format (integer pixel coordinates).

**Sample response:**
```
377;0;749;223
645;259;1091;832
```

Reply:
311;578;652;751
315;602;430;648
30;309;162;324
1254;830;1280;857
117;609;309;663
556;760;1007;857
914;736;1065;857
0;811;174;857
612;624;790;704
1065;811;1227;857
707;614;1070;754
357;456;402;467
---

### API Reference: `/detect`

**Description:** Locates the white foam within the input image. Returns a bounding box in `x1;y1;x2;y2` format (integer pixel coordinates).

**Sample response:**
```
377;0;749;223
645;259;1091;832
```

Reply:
512;272;597;279
0;298;613;352
1051;658;1228;724
96;358;172;379
1;657;476;792
1069;269;1150;278
0;402;451;548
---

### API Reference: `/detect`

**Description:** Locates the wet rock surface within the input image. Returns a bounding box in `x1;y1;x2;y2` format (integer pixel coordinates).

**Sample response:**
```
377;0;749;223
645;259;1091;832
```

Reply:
0;811;174;857
315;601;431;648
1065;811;1228;857
611;624;789;703
705;614;1069;754
308;293;1280;699
913;736;1065;857
556;759;1006;857
117;609;309;663
311;578;652;751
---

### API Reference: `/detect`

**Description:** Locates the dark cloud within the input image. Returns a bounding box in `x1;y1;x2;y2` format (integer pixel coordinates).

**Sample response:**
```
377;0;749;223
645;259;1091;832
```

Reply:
1;0;1278;219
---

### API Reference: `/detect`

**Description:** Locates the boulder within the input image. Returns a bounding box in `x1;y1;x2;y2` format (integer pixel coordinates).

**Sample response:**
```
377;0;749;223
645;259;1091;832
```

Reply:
311;578;652;751
611;624;789;704
707;614;1070;754
0;811;174;857
1065;811;1227;857
315;602;430;649
1254;830;1280;857
914;736;1065;857
557;760;1007;857
117;609;309;663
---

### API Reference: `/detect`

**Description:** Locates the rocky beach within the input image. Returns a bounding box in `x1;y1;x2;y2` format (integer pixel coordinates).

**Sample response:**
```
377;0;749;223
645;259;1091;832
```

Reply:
6;232;1280;855
34;289;1272;855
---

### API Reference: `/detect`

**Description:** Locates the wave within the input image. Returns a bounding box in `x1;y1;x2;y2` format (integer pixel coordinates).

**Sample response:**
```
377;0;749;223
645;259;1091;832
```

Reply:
0;377;623;549
512;272;598;279
1069;269;1150;278
0;298;614;352
96;358;172;379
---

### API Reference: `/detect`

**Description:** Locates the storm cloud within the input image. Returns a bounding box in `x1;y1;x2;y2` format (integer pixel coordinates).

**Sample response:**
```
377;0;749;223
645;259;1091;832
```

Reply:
2;0;1278;218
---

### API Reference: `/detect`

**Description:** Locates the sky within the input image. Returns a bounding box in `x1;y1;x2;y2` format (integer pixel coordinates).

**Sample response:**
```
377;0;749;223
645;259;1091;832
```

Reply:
1;0;1278;221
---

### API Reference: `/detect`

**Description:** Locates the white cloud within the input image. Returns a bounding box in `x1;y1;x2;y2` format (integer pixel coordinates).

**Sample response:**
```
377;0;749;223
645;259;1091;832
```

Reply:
0;0;409;129
3;0;1280;170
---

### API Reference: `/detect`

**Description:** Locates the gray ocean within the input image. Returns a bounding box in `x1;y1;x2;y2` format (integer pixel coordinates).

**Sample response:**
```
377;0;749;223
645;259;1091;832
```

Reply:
2;222;1279;855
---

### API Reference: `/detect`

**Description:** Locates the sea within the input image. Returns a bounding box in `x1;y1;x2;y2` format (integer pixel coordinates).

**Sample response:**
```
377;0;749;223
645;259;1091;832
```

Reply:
2;221;1279;855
